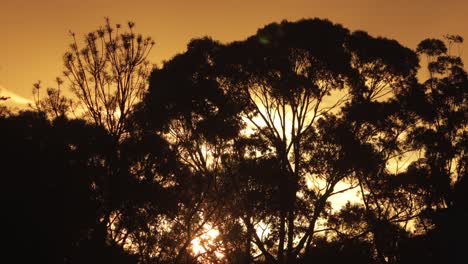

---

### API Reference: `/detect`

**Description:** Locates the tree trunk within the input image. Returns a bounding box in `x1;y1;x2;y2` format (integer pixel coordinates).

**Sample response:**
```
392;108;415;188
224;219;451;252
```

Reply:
278;209;286;263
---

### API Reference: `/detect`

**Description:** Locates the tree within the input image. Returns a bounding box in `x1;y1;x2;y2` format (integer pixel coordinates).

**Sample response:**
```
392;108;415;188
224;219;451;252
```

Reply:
31;78;74;120
336;30;421;264
25;19;188;264
59;19;161;260
134;37;244;263
397;35;468;264
0;111;137;264
215;20;354;263
138;18;423;263
63;18;154;139
37;20;183;264
6;16;466;264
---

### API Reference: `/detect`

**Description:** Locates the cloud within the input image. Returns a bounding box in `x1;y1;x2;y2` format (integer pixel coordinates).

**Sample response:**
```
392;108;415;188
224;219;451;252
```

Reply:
0;85;33;108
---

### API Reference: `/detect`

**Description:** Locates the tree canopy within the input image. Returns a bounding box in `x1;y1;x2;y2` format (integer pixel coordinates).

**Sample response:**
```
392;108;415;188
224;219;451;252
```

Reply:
2;18;467;264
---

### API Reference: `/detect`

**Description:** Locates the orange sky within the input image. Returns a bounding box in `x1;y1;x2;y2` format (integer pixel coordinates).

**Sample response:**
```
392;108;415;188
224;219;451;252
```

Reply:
1;0;467;101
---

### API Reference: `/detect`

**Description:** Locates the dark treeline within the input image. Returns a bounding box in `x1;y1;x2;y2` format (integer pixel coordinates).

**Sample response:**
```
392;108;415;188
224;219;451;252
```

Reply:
1;18;467;264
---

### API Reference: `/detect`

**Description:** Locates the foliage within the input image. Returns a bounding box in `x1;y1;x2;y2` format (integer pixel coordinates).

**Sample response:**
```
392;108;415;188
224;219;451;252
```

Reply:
64;18;154;139
2;18;467;264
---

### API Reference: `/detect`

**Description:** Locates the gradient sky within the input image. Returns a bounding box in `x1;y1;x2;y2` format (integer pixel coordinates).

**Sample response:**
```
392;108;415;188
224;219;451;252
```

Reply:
1;0;467;101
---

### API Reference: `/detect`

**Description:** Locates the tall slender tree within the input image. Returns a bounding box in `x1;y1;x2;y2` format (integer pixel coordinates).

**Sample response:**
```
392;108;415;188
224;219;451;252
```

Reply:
64;18;154;140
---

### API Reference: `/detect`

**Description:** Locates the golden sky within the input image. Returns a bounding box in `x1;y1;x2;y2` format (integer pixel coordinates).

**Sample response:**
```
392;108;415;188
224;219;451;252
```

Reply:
1;0;467;101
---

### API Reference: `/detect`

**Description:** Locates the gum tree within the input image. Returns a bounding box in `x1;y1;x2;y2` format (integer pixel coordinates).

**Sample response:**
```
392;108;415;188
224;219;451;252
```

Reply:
64;18;154;139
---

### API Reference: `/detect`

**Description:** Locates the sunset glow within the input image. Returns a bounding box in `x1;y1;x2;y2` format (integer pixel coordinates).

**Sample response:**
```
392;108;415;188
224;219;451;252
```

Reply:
2;1;468;100
2;1;467;263
190;224;224;259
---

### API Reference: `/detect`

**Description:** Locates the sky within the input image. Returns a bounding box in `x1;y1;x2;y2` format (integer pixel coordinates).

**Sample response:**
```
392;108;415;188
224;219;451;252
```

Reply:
1;0;467;102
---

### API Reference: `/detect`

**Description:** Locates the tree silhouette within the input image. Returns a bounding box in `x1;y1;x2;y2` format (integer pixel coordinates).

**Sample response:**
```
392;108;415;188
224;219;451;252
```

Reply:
57;20;162;262
139;18;434;263
2;17;467;264
64;18;154;139
227;19;353;262
133;37;245;263
32;78;74;119
336;29;421;263
0;111;136;264
398;35;468;264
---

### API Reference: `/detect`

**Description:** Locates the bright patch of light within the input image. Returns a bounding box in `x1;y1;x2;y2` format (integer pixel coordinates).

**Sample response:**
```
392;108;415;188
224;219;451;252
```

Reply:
306;176;361;212
0;85;33;107
255;221;271;241
190;224;224;259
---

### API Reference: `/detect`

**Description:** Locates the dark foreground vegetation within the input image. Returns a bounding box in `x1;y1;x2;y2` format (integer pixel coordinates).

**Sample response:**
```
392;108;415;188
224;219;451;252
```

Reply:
1;18;467;264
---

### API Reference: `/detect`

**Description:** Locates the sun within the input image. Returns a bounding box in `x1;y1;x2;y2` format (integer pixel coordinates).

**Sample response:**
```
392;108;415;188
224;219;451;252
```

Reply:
190;224;224;260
